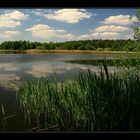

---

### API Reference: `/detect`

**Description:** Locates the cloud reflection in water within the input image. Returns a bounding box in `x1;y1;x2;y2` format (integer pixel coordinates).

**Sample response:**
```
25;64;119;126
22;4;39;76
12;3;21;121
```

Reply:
0;54;120;89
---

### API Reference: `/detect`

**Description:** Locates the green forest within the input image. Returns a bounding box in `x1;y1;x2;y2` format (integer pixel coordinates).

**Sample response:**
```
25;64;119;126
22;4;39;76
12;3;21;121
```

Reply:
0;39;140;52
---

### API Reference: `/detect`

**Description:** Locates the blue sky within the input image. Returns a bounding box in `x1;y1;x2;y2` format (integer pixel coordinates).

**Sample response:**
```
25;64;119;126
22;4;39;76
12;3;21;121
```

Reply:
0;8;138;43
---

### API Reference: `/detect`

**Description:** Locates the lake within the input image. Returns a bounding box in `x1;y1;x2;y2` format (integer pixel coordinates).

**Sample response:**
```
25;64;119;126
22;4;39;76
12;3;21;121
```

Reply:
0;53;130;88
0;53;137;131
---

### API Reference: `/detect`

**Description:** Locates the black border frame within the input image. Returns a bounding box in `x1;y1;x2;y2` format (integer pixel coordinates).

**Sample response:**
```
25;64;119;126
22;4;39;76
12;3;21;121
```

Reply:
0;0;140;7
0;0;140;138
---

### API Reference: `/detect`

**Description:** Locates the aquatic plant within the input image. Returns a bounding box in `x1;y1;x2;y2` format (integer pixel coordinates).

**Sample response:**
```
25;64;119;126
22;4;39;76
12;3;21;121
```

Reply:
17;66;140;131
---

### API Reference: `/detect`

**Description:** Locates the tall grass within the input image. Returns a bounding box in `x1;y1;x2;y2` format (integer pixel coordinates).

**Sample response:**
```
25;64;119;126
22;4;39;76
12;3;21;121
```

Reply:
17;67;140;131
0;103;17;131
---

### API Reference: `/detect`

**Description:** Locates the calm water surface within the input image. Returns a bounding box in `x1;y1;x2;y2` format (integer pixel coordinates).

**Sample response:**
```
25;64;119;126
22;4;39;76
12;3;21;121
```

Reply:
0;53;124;88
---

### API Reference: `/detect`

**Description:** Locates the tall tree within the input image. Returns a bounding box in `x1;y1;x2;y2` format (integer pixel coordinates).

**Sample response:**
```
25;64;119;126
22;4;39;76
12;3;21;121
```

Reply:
131;9;140;40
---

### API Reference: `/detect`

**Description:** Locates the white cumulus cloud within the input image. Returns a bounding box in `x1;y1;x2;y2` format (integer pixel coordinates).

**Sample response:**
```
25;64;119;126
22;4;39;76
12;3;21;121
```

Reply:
93;25;129;32
25;24;92;41
92;32;121;39
0;10;29;20
0;20;21;28
102;15;138;25
25;24;69;38
33;9;93;23
76;34;92;40
25;24;56;38
0;30;21;38
0;10;28;28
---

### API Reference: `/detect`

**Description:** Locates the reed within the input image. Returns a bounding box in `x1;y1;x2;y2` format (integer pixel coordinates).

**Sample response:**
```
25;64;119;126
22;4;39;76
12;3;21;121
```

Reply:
0;103;17;131
17;67;140;131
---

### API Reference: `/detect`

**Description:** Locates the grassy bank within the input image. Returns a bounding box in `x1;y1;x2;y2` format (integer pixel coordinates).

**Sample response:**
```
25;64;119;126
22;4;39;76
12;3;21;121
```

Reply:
0;49;140;55
17;67;140;131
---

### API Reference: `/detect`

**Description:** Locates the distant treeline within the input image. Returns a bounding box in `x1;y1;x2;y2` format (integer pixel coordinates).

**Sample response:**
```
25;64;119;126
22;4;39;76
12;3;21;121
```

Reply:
0;39;140;51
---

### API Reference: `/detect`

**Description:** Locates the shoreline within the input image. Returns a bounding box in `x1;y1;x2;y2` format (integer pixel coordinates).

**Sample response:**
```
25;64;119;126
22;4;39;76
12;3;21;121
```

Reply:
0;49;140;54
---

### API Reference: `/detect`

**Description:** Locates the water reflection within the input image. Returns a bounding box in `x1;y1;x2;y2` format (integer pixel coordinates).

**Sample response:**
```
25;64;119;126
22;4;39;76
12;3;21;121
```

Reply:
0;63;19;71
0;53;123;89
25;62;54;78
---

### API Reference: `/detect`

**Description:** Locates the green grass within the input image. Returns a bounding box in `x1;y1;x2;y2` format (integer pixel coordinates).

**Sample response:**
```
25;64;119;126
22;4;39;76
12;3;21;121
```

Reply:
16;64;140;132
66;58;140;67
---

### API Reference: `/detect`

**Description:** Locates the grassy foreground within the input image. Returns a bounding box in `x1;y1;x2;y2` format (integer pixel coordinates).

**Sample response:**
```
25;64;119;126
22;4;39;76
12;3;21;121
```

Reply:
17;66;140;132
